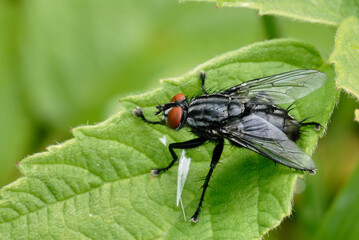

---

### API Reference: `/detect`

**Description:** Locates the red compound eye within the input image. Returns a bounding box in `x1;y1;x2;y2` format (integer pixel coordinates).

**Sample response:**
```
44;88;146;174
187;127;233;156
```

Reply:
171;93;186;102
167;107;183;129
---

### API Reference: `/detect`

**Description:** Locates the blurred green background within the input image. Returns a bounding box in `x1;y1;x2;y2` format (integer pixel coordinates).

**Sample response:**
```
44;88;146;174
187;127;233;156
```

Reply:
0;0;358;239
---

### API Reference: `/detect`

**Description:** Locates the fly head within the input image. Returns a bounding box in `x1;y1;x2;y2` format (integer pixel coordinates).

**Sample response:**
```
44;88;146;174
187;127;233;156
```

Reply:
133;93;188;130
160;94;188;130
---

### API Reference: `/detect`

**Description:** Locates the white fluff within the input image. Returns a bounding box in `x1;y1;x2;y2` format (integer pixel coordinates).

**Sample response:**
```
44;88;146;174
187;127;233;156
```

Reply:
158;136;167;146
177;150;191;221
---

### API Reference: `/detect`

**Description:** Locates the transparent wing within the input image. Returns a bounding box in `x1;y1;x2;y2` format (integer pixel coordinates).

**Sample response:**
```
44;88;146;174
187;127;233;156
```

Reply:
222;69;327;104
220;113;316;172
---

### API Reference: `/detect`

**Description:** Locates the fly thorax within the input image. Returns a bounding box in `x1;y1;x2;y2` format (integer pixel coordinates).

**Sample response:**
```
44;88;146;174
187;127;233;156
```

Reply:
227;98;245;117
187;95;244;129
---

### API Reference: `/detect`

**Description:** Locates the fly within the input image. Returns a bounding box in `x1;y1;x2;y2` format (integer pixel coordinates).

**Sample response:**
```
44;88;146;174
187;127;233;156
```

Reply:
132;69;327;222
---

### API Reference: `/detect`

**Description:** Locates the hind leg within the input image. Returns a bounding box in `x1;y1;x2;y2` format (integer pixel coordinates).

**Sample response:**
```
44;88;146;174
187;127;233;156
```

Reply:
300;120;321;131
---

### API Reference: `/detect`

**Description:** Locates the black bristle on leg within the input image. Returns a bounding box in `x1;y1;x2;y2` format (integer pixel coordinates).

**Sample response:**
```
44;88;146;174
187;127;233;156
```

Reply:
285;102;296;113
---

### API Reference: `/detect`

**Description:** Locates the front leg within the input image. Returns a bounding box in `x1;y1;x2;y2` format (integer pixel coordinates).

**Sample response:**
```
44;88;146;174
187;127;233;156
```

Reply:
151;137;207;176
190;138;224;222
132;106;163;125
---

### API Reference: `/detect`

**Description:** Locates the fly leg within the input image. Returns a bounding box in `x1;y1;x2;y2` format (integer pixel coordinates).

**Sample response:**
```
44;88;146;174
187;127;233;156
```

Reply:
190;138;224;223
299;118;321;131
199;70;208;95
133;107;163;125
151;138;207;176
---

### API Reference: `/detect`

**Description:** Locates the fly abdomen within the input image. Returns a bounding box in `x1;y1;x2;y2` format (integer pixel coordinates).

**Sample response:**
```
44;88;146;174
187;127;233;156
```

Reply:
250;104;300;142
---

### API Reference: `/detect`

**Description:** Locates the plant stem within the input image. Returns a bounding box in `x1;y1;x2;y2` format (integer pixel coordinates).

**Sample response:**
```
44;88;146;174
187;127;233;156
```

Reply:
261;15;280;39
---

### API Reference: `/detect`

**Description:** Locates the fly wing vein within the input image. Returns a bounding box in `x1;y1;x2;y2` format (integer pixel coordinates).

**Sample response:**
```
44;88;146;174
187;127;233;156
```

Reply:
223;69;327;104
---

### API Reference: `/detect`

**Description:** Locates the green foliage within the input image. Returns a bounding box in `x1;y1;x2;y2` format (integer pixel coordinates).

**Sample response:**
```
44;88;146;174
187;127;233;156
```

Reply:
330;17;359;99
0;1;33;189
182;0;359;26
355;109;359;122
314;163;359;240
0;39;337;239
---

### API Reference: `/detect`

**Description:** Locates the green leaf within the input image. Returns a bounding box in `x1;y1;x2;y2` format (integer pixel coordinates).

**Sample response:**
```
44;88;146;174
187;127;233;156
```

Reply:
0;39;337;239
314;162;359;240
355;109;359;122
182;0;359;26
330;17;359;99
